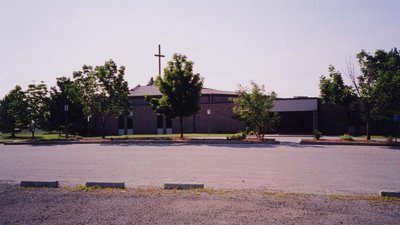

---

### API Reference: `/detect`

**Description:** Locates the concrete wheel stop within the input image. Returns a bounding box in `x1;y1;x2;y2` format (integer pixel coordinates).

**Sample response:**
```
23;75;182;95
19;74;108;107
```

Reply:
85;182;125;189
20;181;59;188
164;183;204;190
380;190;400;198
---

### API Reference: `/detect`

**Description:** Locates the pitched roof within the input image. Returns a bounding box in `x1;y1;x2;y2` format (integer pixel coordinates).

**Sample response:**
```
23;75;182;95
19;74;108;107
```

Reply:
129;85;236;97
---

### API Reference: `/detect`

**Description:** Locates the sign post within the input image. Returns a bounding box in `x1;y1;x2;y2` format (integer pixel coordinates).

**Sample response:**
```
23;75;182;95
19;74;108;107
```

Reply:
64;105;69;139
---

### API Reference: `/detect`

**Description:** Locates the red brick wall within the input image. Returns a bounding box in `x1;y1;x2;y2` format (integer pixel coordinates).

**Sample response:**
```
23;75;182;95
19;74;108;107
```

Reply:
167;103;244;134
131;105;158;134
191;103;244;133
128;96;244;134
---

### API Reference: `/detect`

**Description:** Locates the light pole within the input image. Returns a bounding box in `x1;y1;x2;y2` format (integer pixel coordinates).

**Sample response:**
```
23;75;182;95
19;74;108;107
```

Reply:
207;109;211;136
30;120;35;140
64;104;69;139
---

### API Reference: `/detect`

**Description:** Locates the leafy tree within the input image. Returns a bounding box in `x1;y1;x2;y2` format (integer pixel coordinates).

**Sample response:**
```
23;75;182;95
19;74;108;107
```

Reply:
349;48;400;140
232;82;279;140
148;53;203;138
319;65;355;106
48;77;87;136
73;59;130;138
0;86;28;137
25;81;50;139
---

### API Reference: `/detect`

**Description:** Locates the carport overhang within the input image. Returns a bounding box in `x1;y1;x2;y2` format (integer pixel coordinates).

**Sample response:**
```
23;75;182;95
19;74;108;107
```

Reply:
271;98;319;133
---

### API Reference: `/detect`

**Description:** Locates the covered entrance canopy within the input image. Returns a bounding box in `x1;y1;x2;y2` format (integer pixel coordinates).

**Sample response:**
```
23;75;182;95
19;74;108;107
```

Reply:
271;98;319;134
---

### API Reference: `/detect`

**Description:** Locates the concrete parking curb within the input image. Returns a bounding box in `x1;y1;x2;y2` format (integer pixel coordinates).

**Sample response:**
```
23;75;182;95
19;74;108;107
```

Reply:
86;182;125;189
20;181;59;188
164;183;204;190
380;190;400;198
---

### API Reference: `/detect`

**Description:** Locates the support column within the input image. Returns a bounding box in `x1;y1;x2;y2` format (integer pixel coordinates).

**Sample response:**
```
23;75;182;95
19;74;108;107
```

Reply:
124;115;128;135
313;111;318;131
163;115;167;134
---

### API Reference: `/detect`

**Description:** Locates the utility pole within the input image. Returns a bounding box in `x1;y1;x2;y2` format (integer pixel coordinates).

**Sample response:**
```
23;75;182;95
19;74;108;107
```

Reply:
154;44;165;76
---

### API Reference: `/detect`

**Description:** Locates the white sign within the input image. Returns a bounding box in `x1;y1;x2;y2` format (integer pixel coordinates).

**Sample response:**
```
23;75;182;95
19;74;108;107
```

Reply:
207;109;211;115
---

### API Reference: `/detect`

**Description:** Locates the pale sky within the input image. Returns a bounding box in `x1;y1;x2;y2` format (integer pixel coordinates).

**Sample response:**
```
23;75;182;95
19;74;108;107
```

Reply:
1;0;399;98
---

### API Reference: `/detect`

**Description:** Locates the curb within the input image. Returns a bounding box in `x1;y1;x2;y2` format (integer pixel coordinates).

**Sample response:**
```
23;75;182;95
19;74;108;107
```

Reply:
164;183;204;190
3;139;280;146
380;190;400;198
299;139;399;146
20;181;59;188
86;182;125;189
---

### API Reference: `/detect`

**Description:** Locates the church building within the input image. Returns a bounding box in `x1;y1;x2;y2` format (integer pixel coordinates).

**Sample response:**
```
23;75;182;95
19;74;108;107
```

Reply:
110;81;327;136
118;82;243;135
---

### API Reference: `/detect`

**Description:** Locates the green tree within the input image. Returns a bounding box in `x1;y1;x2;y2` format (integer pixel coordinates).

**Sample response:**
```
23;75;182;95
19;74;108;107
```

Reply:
25;81;50;139
0;86;29;137
232;82;279;140
148;53;203;138
350;48;400;140
48;77;87;136
319;65;355;106
73;59;130;138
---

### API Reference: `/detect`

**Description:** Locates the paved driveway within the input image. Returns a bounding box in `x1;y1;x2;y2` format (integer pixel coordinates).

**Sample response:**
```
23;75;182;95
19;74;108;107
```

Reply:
1;143;399;194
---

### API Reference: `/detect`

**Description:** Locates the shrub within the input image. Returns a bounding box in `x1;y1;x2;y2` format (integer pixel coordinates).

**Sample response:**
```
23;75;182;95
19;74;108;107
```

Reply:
341;134;353;141
386;136;393;143
313;130;322;140
227;132;247;140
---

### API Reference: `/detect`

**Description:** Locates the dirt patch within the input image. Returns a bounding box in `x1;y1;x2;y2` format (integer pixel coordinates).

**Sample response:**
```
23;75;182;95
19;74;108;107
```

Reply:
0;183;399;225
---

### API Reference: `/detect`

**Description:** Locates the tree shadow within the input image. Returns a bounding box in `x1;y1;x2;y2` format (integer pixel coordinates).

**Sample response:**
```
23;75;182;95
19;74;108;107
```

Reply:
385;145;400;150
278;141;326;148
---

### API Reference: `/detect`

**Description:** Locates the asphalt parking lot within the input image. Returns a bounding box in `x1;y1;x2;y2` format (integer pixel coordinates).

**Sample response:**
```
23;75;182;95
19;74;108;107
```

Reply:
1;142;399;194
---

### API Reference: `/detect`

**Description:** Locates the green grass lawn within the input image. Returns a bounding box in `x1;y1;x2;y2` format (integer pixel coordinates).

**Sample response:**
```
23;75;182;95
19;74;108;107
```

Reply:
0;132;80;141
0;132;233;141
353;135;388;139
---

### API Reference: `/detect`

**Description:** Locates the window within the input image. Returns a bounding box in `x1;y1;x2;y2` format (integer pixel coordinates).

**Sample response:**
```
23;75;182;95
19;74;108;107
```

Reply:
157;115;163;128
118;117;124;129
166;117;172;128
127;118;133;129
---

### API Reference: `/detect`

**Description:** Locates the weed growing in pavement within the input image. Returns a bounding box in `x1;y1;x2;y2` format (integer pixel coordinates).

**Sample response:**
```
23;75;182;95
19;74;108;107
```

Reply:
262;191;312;201
168;188;236;198
329;194;400;205
69;184;98;192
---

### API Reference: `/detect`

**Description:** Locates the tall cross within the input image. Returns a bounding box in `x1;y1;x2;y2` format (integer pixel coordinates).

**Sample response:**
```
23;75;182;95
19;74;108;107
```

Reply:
154;44;165;76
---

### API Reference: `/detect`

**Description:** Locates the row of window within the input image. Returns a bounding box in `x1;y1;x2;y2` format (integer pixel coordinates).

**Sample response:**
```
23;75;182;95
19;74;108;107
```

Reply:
157;115;172;128
118;116;172;129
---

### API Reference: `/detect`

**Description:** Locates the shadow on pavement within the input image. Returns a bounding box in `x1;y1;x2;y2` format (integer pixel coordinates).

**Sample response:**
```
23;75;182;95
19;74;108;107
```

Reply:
278;141;326;148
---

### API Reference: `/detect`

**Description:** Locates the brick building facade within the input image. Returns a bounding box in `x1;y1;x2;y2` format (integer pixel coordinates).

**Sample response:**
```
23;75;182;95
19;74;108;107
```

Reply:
94;83;393;136
118;85;244;135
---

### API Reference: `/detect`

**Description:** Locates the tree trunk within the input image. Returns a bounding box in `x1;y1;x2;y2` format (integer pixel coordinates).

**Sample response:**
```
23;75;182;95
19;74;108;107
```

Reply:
180;116;183;139
31;130;35;140
366;120;371;140
11;130;16;138
261;129;265;141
